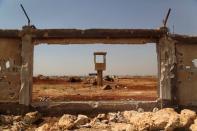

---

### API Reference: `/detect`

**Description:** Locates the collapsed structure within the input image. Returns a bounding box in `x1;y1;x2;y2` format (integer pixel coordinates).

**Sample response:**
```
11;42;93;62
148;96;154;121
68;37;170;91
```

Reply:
0;24;197;112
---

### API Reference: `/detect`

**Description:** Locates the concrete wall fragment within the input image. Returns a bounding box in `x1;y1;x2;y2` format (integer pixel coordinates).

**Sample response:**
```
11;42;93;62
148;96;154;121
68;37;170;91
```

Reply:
158;36;176;104
0;38;22;102
176;42;197;106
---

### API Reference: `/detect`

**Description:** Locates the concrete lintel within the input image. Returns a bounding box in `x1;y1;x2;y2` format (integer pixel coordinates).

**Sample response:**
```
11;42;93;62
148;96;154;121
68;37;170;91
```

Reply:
33;29;163;44
171;34;197;44
0;28;165;44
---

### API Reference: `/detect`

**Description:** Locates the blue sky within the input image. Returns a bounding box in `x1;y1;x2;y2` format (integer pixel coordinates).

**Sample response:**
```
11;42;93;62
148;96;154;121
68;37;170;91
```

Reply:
0;0;197;76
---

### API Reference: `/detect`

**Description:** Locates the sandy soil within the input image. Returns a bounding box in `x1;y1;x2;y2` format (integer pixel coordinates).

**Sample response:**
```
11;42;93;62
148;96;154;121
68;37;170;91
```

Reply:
32;76;158;102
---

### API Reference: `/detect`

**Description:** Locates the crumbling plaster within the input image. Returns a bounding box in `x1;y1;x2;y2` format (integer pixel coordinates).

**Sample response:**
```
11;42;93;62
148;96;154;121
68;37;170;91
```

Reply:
0;38;22;102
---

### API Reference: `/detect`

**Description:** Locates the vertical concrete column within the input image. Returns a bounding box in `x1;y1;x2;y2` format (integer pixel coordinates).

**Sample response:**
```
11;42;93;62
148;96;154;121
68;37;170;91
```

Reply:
97;70;103;86
158;36;176;107
156;43;161;97
19;28;34;106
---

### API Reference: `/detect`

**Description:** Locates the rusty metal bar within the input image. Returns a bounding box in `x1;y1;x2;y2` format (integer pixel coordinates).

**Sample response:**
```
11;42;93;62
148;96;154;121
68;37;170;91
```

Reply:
20;4;31;26
163;8;171;27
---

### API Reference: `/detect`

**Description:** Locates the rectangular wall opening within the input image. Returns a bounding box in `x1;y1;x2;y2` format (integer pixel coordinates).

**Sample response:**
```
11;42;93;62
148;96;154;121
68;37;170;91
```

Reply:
33;43;158;103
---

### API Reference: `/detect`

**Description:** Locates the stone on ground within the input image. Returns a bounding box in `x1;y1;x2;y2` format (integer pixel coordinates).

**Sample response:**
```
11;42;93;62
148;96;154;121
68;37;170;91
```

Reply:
96;113;106;120
151;108;180;131
107;112;117;122
122;110;138;122
0;115;13;125
129;112;154;131
180;109;196;127
23;111;42;124
13;116;22;123
35;123;50;131
58;114;76;130
11;121;25;131
74;114;90;127
111;123;136;131
190;118;197;131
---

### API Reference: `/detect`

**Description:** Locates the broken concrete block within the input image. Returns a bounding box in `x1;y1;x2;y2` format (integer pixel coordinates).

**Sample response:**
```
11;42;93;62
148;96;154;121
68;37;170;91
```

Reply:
111;123;136;131
35;123;50;131
0;115;13;125
74;114;89;127
23;111;41;124
58;114;76;130
180;109;196;127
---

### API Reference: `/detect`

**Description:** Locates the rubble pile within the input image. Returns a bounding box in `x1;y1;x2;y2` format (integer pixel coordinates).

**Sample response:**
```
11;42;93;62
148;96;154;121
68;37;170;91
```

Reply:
0;108;197;131
67;77;82;83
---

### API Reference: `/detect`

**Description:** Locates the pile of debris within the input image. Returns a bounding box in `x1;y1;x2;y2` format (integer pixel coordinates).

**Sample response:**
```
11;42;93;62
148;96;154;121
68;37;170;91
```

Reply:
1;108;197;131
104;75;117;82
67;76;82;83
83;77;97;85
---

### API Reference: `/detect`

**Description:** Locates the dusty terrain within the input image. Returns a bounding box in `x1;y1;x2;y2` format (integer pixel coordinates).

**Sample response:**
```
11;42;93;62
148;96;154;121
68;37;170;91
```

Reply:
32;76;157;102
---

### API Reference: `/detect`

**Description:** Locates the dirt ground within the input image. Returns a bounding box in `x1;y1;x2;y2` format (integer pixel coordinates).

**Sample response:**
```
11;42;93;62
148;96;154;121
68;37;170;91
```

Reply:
32;76;158;102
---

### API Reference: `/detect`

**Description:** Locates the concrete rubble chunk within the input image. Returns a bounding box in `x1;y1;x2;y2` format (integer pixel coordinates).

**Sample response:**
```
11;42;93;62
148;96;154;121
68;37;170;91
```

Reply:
0;115;13;125
49;122;60;131
74;114;90;127
116;111;126;123
151;108;181;131
58;114;76;130
101;120;108;124
180;109;196;127
96;113;106;120
13;116;22;123
122;110;138;122
91;122;109;129
129;112;154;131
35;123;50;131
107;112;117;122
190;118;197;131
23;111;42;124
111;123;137;131
121;108;196;131
79;123;91;128
90;115;110;129
11;121;25;131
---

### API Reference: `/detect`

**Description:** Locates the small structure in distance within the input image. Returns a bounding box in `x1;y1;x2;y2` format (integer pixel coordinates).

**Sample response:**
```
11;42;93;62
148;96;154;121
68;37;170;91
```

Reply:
93;52;107;86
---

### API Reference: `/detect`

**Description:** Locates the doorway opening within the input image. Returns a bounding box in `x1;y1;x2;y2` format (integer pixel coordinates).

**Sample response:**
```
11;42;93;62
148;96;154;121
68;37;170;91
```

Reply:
32;43;158;102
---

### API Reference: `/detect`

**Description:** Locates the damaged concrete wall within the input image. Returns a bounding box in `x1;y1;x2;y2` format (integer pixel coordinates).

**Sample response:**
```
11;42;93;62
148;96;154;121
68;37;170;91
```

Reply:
158;36;176;104
176;42;197;106
0;38;21;102
1;27;197;109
